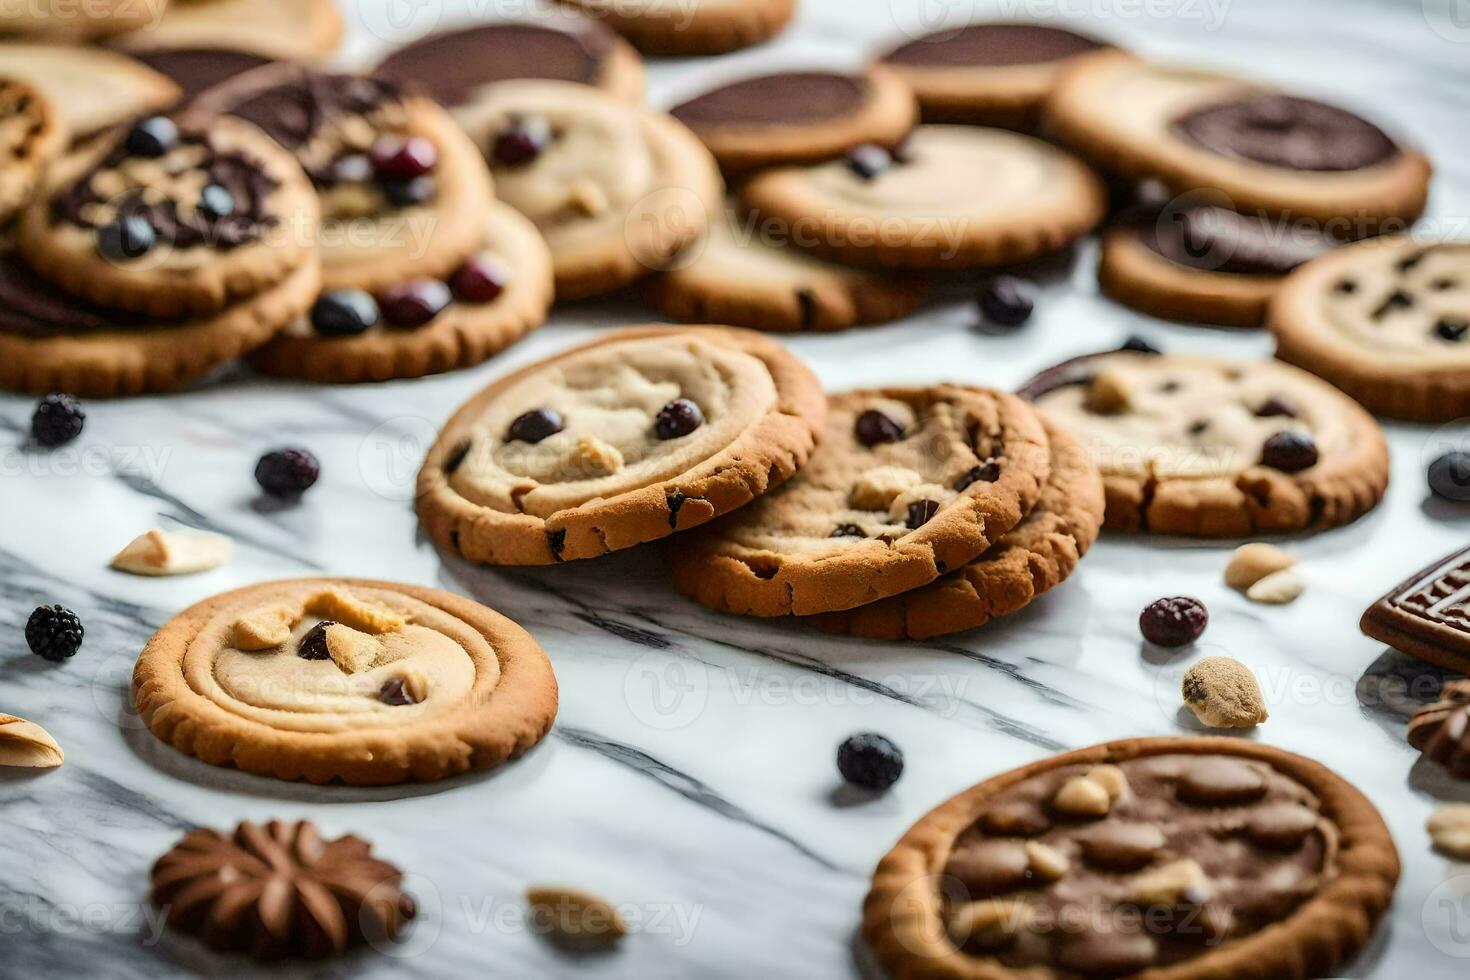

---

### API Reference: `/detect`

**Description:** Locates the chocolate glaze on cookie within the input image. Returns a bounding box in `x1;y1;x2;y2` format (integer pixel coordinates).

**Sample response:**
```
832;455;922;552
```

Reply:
0;254;137;336
1140;205;1337;276
221;72;403;155
883;23;1105;68
1173;94;1397;172
375;23;613;105
672;73;869;126
132;48;276;100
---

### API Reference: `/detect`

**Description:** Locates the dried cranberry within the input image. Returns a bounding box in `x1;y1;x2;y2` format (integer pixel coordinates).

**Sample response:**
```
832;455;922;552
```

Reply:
378;280;452;328
1140;597;1208;647
451;255;510;303
370;134;439;180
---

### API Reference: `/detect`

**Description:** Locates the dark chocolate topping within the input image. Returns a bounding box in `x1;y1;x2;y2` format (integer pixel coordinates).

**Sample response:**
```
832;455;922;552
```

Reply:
0;253;143;337
1016;346;1159;401
1140;205;1338;276
375;23;612;105
1173;93;1398;173
884;23;1105;69
222;71;404;152
671;73;870;126
131;48;276;101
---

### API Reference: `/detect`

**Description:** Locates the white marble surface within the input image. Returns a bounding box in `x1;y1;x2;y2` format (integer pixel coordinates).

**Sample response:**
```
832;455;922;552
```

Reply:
6;1;1470;977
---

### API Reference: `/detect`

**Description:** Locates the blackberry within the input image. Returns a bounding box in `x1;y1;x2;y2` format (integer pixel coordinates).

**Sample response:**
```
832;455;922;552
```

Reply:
254;448;320;497
837;733;904;792
26;605;84;662
31;393;85;447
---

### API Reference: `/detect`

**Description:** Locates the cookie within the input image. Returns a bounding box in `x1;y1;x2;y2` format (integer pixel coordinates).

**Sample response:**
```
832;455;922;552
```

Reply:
810;417;1103;639
0;0;166;40
0;245;318;396
1047;51;1432;229
669;67;916;175
251;199;553;383
1362;545;1470;676
1407;680;1470;778
0;44;180;141
187;66;493;295
451;79;722;299
864;737;1399;980
666;386;1051;617
551;0;795;56
878;22;1109;129
16;112;319;317
1270;237;1470;421
111;0;343;62
152;820;415;958
740;125;1104;270
0;77;66;225
132;578;559;784
1020;347;1390;536
643;200;927;331
374;14;644;106
1101;203;1341;328
416;326;826;566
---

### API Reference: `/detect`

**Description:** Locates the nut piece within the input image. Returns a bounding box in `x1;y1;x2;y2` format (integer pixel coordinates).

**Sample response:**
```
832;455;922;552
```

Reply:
526;886;627;947
110;529;233;576
325;625;386;674
1130;858;1212;907
1025;841;1069;881
1182;656;1269;729
947;899;1034;949
573;435;624;477
566;179;609;217
0;714;64;768
1086;764;1128;801
232;604;299;651
1085;371;1132;414
306;588;406;634
1246;569;1306;605
1053;776;1112;818
849;466;923;510
1429;804;1470;860
1225;543;1296;590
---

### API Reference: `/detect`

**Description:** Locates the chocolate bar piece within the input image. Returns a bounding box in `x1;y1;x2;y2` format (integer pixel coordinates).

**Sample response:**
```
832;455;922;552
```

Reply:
1361;545;1470;674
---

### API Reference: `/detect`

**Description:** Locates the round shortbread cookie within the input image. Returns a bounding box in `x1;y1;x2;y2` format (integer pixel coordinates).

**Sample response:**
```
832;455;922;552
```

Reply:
669;66;916;175
1019;347;1390;536
1270;237;1470;421
0;44;180;142
417;325;827;565
110;0;343;62
0;77;66;225
740;125;1104;270
810;417;1104;640
131;578;558;785
552;0;796;56
667;386;1052;617
1046;50;1431;229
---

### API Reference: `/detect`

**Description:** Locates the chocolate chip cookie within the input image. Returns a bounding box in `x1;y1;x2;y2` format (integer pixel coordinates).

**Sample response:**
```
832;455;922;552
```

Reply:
810;417;1103;639
667;386;1051;617
1020;348;1389;536
0;77;65;225
1047;51;1431;229
669;67;917;175
1271;237;1470;421
740;125;1104;270
865;737;1399;980
0;45;180;142
417;326;827;565
132;579;559;785
552;0;796;56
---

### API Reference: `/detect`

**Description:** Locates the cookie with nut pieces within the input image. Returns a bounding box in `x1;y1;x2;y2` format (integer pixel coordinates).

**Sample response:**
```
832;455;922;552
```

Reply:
132;578;558;784
864;737;1399;980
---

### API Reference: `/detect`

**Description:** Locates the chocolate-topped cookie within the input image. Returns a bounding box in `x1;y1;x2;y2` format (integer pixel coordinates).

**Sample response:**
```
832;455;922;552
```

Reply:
1271;237;1470;421
374;15;644;105
879;22;1109;129
865;738;1399;980
0;77;66;225
667;386;1051;617
1362;545;1470;676
2;45;180;142
128;48;277;100
110;0;344;63
1407;680;1470;777
1047;51;1431;229
1020;348;1389;536
552;0;795;56
669;67;916;175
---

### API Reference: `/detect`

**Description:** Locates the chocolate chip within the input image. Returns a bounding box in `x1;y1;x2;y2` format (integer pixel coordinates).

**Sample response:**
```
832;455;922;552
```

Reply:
1176;758;1267;806
311;289;380;336
977;276;1034;331
855;409;904;446
197;184;235;219
955;462;1001;491
830;524;866;538
655;398;704;439
379;676;419;706
378;279;452;327
1333;278;1357;294
1158;380;1182;394
1437;318;1470;342
444;439;472;475
1260;431;1319;473
1371;288;1414;320
1140;597;1208;647
1429;452;1470;502
547;528;566;560
1187;419;1210;436
1433;277;1460;291
124;116;178;158
666;489;687;529
1254;396;1298;418
1119;335;1161;354
507;409;563;444
845;143;892;181
298;621;335;660
382;175;437;207
906;499;940;529
1397;251;1428;272
493;115;552;166
796;288;818;330
96;216;155;260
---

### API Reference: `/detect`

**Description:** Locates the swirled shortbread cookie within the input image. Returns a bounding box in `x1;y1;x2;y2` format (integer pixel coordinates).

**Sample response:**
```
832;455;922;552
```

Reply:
811;418;1103;640
644;200;927;331
418;326;826;565
188;66;492;294
451;80;721;299
0;78;65;225
740;125;1104;270
1100;203;1341;328
878;22;1109;129
864;737;1399;980
1019;348;1389;536
552;0;795;55
111;0;343;62
252;200;553;383
1271;238;1470;421
132;579;558;784
375;14;644;105
0;0;167;40
1047;51;1431;228
667;386;1051;617
669;67;916;175
0;45;179;142
17;112;318;317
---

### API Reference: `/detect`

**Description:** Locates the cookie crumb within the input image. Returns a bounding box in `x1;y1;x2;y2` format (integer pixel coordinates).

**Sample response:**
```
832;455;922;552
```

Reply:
526;886;627;947
306;588;407;634
0;714;64;768
1181;656;1269;728
111;529;232;576
325;625;386;674
1225;543;1296;590
1429;804;1470;860
232;605;299;651
573;435;624;477
1247;569;1305;605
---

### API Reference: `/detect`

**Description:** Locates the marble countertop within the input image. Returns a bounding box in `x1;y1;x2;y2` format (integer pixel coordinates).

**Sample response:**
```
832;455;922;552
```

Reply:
6;1;1470;977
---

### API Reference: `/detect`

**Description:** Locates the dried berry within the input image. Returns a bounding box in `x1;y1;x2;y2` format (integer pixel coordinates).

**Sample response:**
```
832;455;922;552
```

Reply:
1140;596;1208;647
